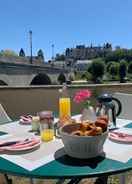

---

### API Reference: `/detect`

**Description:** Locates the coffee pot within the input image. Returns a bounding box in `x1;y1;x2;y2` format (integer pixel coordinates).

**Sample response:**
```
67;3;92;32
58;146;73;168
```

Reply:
96;93;122;127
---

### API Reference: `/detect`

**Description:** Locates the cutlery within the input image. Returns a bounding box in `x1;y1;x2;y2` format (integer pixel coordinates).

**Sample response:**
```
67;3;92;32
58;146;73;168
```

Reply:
0;139;29;148
0;141;20;147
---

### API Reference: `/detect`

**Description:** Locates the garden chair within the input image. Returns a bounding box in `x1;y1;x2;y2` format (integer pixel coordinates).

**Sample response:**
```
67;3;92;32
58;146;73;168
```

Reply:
0;103;12;184
0;104;12;124
112;92;132;184
113;92;132;120
0;104;38;184
95;92;132;184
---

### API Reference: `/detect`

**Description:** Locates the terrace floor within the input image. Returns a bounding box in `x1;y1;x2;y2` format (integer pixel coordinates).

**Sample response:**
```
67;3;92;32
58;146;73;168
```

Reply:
0;174;132;184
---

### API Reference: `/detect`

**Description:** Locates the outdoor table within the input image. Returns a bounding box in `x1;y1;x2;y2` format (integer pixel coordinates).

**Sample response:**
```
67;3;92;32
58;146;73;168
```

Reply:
0;118;132;184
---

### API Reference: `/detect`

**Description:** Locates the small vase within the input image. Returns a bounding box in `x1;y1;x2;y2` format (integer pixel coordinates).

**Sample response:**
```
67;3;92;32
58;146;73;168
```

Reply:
81;106;96;122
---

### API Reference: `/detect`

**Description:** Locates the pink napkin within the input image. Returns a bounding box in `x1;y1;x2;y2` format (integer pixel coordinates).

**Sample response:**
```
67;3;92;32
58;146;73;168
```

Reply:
109;131;132;143
19;115;32;125
0;138;41;151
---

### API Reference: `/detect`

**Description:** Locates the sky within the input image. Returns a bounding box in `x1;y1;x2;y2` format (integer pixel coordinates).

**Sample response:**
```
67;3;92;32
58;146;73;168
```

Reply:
0;0;132;60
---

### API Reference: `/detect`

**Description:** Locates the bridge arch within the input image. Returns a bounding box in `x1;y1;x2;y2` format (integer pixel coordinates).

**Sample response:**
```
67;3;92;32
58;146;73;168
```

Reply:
0;80;7;85
30;73;52;85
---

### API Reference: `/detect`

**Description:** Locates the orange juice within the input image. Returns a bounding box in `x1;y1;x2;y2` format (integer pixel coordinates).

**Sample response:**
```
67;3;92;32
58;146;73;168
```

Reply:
41;129;54;141
59;97;71;119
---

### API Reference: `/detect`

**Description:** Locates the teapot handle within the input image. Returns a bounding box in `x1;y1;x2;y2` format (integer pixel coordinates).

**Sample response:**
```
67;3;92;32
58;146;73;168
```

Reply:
112;97;122;116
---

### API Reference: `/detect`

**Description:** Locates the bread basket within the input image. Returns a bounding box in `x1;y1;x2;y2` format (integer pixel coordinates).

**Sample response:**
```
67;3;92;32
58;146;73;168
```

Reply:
59;123;108;159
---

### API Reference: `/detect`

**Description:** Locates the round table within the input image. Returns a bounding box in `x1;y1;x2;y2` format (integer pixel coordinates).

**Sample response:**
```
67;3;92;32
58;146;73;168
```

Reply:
0;118;132;184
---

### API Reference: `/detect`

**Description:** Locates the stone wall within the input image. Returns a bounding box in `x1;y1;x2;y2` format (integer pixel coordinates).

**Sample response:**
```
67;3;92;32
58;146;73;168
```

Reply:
0;83;132;119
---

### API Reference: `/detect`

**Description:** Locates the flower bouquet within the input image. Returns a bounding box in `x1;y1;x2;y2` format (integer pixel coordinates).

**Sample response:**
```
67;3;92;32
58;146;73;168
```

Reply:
73;89;96;121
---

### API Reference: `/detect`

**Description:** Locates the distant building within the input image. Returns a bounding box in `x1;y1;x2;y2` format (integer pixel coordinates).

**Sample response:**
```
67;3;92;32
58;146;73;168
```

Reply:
65;43;112;61
53;60;66;68
75;60;92;71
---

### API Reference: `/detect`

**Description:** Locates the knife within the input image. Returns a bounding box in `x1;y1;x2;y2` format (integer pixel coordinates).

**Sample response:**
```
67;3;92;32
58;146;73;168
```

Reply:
0;141;20;147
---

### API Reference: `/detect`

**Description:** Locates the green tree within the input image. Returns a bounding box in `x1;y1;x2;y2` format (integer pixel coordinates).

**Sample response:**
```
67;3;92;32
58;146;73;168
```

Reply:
0;49;18;57
108;62;119;79
55;54;65;61
128;62;132;73
106;61;116;72
88;58;105;83
119;60;127;83
19;48;25;57
105;49;128;62
37;49;44;60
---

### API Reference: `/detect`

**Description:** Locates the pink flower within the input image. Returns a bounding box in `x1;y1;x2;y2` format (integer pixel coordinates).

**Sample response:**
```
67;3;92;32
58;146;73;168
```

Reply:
73;89;92;103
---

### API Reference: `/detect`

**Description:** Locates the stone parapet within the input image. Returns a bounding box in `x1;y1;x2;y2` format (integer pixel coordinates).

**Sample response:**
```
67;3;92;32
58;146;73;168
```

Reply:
0;83;131;119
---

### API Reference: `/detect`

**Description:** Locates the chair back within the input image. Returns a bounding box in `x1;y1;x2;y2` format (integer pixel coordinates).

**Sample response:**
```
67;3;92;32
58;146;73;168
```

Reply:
0;104;12;123
113;92;132;120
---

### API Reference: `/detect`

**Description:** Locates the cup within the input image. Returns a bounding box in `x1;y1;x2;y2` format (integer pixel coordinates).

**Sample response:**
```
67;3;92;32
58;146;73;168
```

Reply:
31;116;40;132
59;97;71;125
38;111;54;142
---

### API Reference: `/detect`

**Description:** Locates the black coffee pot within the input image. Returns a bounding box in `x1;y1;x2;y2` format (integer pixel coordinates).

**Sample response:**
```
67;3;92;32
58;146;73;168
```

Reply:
96;93;122;127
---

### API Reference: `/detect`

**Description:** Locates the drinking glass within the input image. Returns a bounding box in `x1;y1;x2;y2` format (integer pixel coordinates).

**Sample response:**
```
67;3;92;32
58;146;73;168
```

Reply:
59;97;71;119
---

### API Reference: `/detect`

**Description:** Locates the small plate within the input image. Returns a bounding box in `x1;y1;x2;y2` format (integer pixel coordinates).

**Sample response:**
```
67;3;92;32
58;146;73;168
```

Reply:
109;132;132;143
19;120;32;125
0;138;41;152
19;115;32;125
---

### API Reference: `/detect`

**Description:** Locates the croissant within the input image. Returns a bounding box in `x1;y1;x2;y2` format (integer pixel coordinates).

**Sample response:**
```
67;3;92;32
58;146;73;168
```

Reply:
95;119;107;132
87;123;96;130
80;122;88;132
84;127;97;136
71;130;84;136
98;115;109;124
95;126;103;135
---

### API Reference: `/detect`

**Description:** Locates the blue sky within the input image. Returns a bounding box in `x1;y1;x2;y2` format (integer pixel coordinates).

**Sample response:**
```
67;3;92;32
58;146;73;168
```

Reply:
0;0;132;60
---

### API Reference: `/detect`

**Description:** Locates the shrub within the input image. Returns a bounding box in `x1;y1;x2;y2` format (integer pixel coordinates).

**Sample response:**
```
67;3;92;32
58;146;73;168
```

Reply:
88;58;105;83
108;62;119;79
128;62;132;73
119;60;127;83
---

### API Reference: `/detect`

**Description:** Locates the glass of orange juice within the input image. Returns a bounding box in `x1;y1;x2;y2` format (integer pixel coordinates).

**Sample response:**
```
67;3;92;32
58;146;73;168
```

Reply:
59;97;71;120
38;111;54;142
41;129;54;142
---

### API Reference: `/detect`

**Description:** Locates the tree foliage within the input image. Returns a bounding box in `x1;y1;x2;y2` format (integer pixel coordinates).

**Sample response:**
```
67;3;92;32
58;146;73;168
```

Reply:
128;62;132;74
88;58;105;83
119;60;127;83
0;49;18;57
105;48;132;63
19;48;25;57
55;54;65;61
108;62;119;79
37;49;44;60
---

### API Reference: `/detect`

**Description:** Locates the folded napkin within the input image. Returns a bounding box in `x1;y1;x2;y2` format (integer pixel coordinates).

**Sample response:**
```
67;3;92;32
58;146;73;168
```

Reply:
19;115;32;125
109;130;132;143
0;137;41;151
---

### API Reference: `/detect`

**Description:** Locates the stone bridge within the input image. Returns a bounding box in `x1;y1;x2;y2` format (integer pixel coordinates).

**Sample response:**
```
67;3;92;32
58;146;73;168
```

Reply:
0;62;69;86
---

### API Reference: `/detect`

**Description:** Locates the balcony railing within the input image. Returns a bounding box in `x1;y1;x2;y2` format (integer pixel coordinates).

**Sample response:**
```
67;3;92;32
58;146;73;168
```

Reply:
0;83;132;119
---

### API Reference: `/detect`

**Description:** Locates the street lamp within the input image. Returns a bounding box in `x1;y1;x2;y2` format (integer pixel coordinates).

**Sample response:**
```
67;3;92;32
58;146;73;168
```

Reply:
51;44;54;62
29;30;33;64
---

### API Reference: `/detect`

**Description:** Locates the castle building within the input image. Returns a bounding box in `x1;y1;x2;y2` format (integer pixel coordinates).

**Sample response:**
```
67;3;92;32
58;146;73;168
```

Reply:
65;43;112;61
